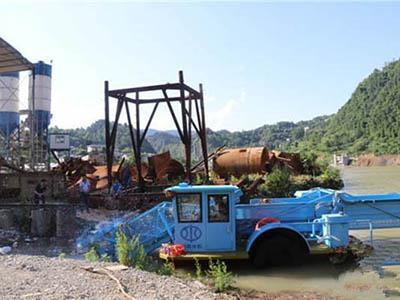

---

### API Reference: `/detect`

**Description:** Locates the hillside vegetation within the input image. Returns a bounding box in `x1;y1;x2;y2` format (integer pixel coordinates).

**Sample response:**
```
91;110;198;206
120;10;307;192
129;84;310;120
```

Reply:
300;59;400;155
52;59;400;158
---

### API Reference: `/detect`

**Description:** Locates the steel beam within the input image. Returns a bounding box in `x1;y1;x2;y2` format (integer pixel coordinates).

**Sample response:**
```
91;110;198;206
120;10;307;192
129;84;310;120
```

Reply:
140;100;160;147
135;91;144;190
121;95;193;105
105;71;207;190
125;101;138;161
162;89;184;142
104;81;112;189
199;83;209;181
109;83;181;96
179;71;191;182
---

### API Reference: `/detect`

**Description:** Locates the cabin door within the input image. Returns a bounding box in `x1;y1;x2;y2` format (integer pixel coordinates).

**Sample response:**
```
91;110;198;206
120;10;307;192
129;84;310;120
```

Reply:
205;194;235;251
174;193;206;252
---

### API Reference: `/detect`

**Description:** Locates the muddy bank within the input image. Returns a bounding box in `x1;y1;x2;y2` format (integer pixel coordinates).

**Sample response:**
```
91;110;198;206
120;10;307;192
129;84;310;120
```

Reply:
354;154;400;167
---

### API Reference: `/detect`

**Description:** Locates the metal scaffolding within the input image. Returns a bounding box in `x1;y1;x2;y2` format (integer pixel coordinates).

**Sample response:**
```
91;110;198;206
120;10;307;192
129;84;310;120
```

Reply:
0;37;49;171
104;71;209;190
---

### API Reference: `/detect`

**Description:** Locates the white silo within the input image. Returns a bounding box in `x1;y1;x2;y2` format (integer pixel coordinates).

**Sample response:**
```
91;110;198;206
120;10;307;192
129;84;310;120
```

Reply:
29;61;52;135
0;72;20;137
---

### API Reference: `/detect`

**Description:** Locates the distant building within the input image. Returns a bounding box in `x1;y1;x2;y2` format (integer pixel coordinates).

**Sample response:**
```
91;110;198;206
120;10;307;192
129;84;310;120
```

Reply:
86;144;121;164
87;144;105;154
333;153;351;166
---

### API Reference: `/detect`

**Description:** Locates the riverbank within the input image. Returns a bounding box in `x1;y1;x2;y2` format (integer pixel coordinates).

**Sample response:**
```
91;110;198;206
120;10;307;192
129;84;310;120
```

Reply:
0;253;338;300
354;154;400;167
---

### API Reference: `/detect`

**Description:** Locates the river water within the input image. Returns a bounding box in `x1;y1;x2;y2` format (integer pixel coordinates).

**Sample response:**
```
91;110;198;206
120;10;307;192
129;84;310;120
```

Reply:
232;166;400;299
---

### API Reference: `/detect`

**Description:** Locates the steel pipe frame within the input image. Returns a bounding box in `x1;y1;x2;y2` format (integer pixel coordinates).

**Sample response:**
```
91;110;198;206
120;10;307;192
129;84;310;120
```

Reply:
104;71;209;191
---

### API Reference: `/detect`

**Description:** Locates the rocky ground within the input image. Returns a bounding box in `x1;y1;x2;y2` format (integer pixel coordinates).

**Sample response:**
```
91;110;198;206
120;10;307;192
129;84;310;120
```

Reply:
0;252;338;300
0;254;232;300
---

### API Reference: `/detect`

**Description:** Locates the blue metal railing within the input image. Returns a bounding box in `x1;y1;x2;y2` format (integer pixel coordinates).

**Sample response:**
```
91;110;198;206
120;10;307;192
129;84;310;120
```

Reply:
77;202;175;255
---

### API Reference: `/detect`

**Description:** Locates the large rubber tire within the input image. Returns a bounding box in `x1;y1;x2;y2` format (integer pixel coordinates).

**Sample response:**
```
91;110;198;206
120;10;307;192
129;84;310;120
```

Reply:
251;235;304;268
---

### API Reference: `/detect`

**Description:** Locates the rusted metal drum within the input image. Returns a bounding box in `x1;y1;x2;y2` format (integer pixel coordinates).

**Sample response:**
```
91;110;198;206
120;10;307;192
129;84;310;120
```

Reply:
213;147;268;178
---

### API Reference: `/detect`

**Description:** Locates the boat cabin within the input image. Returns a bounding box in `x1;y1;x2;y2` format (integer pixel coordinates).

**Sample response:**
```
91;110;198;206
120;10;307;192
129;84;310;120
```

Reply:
166;183;242;252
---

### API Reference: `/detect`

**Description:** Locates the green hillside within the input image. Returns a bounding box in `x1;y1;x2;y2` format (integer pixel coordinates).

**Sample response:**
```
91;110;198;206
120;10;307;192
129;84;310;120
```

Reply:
142;117;328;160
300;59;400;155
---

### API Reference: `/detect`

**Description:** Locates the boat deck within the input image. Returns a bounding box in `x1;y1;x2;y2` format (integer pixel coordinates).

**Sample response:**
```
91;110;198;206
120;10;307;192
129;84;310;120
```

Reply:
160;244;334;261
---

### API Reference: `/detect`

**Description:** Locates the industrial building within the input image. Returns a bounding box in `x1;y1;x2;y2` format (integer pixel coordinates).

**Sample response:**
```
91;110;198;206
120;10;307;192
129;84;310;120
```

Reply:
0;37;56;171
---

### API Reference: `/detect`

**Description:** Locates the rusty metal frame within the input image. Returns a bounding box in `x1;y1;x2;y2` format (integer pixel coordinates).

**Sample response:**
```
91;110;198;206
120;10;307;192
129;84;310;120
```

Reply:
104;71;209;190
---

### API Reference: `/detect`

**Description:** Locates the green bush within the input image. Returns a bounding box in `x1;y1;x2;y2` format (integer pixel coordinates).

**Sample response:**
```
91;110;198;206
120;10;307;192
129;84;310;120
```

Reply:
317;167;344;189
194;258;202;279
258;168;291;197
84;246;100;262
206;260;233;293
115;229;147;269
157;261;175;276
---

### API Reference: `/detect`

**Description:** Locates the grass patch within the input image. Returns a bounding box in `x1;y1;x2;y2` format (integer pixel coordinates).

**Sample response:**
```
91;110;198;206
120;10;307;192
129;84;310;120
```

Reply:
206;259;233;292
115;229;147;269
84;246;100;262
194;258;202;279
156;261;175;276
191;259;234;293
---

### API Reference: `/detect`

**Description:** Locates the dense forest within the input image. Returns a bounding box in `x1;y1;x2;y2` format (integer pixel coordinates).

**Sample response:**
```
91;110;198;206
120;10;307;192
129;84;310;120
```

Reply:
51;59;400;158
51;116;328;159
299;59;400;155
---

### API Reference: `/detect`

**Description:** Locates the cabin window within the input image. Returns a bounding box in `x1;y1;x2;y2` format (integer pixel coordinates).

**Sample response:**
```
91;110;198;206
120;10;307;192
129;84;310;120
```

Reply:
208;194;229;222
176;193;202;223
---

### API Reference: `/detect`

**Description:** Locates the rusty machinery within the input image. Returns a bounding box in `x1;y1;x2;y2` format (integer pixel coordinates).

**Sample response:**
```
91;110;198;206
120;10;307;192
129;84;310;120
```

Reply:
104;71;208;190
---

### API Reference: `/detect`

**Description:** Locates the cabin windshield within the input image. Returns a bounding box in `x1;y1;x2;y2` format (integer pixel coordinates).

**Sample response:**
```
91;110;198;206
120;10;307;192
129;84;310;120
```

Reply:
176;193;202;223
208;194;229;222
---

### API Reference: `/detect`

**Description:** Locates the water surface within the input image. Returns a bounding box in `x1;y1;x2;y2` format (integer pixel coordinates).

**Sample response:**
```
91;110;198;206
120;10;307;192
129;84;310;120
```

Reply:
232;166;400;299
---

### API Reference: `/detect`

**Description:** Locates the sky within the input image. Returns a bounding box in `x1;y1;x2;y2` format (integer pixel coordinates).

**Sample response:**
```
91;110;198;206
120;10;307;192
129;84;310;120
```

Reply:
1;1;400;131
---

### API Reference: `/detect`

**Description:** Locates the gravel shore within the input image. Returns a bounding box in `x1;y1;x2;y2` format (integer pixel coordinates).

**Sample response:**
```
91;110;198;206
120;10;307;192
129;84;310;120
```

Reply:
0;254;232;300
0;253;340;300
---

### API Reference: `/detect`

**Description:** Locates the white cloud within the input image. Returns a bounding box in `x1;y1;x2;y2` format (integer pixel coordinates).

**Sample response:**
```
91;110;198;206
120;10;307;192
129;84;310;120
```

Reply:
208;89;246;130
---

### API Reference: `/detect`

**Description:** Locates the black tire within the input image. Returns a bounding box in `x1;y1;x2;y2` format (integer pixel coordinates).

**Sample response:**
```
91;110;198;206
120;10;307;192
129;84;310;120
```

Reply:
251;235;305;268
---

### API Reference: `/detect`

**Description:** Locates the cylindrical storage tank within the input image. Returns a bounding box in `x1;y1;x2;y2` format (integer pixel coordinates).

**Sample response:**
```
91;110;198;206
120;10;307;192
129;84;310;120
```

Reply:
213;147;269;178
0;72;19;137
29;61;52;135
